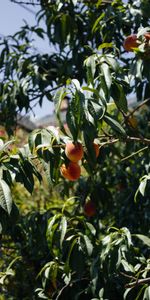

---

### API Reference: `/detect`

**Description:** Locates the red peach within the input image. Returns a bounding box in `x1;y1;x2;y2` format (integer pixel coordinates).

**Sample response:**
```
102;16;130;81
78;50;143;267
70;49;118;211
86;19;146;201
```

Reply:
65;142;84;162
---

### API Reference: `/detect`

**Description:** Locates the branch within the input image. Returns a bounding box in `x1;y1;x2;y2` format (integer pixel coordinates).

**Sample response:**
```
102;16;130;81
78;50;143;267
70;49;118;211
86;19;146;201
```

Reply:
128;98;150;118
10;0;41;5
126;136;150;145
121;146;148;162
101;136;150;147
125;277;150;288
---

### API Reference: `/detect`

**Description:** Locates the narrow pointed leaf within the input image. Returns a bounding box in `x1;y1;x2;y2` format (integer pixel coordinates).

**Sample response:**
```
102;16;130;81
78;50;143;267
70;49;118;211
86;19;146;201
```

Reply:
0;179;12;214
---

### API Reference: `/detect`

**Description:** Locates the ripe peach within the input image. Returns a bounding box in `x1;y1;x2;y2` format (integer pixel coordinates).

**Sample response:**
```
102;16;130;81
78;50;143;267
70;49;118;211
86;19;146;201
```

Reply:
84;200;96;217
144;32;150;40
60;162;81;181
65;142;83;162
0;130;5;136
93;143;100;158
123;34;138;52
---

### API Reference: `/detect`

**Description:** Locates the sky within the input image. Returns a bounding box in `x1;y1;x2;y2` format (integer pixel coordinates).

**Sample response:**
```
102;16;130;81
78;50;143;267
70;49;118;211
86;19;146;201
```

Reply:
0;0;54;119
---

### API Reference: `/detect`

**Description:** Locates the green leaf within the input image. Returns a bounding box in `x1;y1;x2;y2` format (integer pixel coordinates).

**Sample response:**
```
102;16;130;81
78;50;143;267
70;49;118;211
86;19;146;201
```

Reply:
135;285;148;300
92;12;105;33
0;140;15;152
111;82;128;113
104;115;126;136
66;89;85;140
54;87;67;124
65;237;78;273
100;63;112;90
105;55;119;72
83;234;93;256
66;105;78;140
123;287;135;300
60;216;67;248
139;178;147;196
84;55;96;84
143;286;150;300
133;234;150;247
121;259;134;273
98;42;113;50
88;100;105;124
0;179;12;214
86;222;96;236
72;79;81;91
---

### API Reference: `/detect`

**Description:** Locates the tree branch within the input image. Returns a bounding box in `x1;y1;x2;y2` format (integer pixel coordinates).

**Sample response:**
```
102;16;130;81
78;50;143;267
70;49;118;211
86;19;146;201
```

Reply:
126;136;150;145
128;98;150;118
125;277;150;288
101;136;150;147
10;0;41;5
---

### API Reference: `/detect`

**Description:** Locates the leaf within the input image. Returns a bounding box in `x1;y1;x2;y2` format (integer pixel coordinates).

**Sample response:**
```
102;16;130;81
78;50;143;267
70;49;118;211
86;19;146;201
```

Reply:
0;140;15;152
87;100;105;126
111;82;128;113
65;237;78;273
84;55;96;84
135;285;148;300
133;234;150;247
72;79;81;91
104;115;126;136
60;216;67;248
86;222;96;236
66;90;85;140
124;287;135;300
98;42;113;50
136;59;143;80
100;63;112;90
66;105;78;140
83;234;93;256
139;178;147;196
121;259;134;273
0;179;12;214
143;286;150;300
54;87;66;121
92;12;105;33
105;55;119;72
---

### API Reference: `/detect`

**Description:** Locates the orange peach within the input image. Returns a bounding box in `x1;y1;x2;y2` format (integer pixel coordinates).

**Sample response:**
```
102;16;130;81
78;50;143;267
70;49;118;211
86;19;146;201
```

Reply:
65;142;83;162
144;32;150;40
93;143;100;158
123;34;138;52
84;200;96;217
60;162;81;181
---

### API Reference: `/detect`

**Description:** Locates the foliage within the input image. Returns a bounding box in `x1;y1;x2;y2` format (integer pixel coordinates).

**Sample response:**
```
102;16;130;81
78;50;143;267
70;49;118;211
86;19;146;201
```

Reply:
0;0;150;299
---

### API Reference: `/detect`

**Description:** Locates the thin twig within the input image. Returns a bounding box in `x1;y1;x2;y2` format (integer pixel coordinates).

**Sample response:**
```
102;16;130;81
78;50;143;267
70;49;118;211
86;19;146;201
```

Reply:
128;98;150;118
101;136;150;147
125;277;150;288
126;136;150;145
120;272;136;280
10;0;41;5
121;146;148;162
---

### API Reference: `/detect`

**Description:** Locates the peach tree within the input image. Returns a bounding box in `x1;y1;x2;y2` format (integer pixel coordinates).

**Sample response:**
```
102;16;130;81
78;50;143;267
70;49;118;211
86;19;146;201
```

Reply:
0;1;150;299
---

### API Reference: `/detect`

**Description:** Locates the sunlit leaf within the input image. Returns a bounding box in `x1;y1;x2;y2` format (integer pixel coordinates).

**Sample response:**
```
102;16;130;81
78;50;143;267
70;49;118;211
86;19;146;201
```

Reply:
0;179;12;214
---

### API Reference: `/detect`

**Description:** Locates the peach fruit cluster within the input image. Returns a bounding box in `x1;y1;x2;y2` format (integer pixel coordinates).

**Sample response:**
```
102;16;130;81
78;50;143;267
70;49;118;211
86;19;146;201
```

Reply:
60;141;99;181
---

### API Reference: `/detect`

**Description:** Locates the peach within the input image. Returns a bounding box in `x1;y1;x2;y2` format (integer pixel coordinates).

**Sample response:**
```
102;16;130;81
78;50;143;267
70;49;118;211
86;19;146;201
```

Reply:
144;32;150;40
65;142;83;162
84;200;96;217
60;162;81;181
0;130;5;136
123;34;138;52
93;143;100;158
